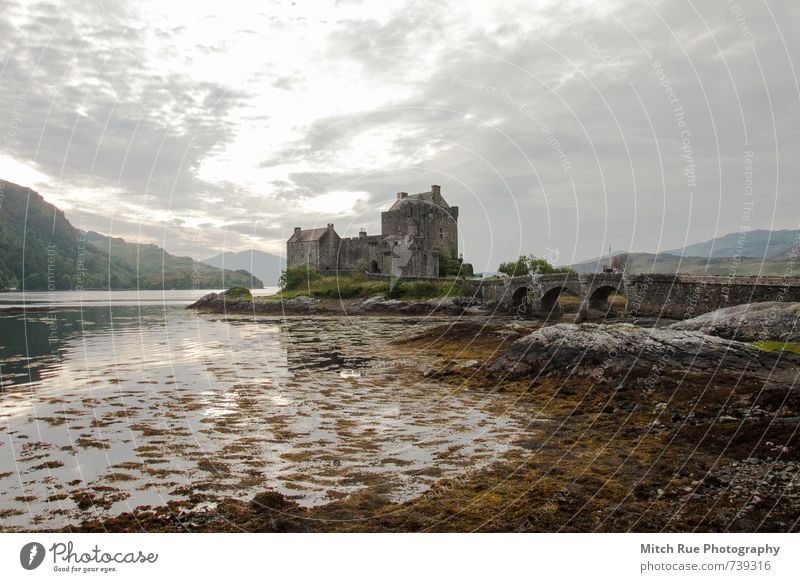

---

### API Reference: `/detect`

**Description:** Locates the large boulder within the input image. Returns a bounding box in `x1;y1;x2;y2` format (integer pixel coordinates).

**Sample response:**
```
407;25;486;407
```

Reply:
290;295;319;306
668;302;800;342
488;323;799;380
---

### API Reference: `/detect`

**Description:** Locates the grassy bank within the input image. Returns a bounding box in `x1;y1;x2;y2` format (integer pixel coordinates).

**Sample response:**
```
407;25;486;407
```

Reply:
262;269;469;301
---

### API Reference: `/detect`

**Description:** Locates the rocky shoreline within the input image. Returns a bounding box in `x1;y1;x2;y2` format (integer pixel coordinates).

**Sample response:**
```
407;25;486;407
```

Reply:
668;301;800;342
64;302;800;532
488;322;800;381
187;290;487;316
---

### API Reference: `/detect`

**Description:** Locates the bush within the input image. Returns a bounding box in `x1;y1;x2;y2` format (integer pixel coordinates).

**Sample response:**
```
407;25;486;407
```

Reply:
438;255;460;277
279;264;320;291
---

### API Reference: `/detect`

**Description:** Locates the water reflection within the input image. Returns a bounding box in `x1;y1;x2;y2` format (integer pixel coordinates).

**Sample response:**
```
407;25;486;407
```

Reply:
0;296;531;531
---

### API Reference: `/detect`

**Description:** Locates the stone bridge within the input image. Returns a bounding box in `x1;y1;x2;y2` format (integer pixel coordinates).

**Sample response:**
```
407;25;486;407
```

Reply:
468;273;800;319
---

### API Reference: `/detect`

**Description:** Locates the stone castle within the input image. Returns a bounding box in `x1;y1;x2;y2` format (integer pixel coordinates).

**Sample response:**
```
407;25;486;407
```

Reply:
287;185;459;278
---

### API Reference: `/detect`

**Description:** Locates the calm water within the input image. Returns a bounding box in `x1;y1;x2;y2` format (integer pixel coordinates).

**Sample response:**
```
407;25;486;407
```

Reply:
0;291;532;531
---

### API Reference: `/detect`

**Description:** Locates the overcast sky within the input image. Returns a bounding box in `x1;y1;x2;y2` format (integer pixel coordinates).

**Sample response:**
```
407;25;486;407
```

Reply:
1;0;798;270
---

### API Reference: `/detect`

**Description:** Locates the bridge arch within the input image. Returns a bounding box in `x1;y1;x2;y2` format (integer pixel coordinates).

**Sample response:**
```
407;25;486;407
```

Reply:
511;286;530;310
539;286;579;315
587;284;626;311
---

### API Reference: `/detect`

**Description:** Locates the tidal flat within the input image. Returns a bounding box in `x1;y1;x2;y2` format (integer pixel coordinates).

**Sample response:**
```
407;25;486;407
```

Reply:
0;299;536;531
2;293;798;532
74;318;800;533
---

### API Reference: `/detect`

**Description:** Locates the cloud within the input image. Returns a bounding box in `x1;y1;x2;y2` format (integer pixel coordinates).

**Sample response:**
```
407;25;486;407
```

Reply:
1;0;798;266
301;190;370;214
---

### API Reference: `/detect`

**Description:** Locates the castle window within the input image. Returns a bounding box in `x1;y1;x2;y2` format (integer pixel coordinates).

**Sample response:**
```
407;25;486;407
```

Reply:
439;228;444;239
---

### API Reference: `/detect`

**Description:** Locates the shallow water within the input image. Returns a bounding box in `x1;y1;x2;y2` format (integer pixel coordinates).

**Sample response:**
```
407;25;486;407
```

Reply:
0;291;531;530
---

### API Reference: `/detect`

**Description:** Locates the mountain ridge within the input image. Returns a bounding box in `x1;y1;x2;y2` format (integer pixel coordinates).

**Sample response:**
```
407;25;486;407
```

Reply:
572;252;793;276
0;179;263;290
570;229;799;274
663;229;800;259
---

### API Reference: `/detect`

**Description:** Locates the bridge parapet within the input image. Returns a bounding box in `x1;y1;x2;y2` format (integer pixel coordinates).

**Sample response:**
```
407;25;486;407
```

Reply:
624;273;800;319
469;272;800;318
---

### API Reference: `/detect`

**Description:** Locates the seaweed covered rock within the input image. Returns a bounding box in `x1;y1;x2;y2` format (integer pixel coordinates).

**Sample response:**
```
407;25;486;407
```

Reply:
668;301;800;342
488;323;800;380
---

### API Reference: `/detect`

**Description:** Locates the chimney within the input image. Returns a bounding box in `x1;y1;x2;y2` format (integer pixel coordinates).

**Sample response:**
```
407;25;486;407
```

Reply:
327;223;334;230
293;227;301;234
431;185;441;196
396;192;408;200
359;229;367;238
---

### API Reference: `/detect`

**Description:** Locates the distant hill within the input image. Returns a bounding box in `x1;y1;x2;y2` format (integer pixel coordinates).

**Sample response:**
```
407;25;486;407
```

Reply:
569;251;623;273
608;252;792;276
202;249;285;287
571;229;800;274
663;229;800;259
0;179;262;290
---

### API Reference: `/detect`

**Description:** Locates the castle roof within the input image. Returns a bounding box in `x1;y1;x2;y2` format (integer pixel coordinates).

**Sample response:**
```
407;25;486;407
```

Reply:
388;189;451;212
288;227;333;243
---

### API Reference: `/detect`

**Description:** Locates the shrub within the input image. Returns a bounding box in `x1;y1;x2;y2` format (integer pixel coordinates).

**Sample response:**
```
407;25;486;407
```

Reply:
279;264;320;291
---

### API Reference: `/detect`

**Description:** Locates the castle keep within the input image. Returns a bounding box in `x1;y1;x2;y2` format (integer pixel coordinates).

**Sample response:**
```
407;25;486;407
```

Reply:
287;185;459;278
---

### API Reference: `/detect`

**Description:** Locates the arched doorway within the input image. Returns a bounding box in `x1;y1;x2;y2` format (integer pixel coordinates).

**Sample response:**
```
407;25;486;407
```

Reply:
370;260;381;274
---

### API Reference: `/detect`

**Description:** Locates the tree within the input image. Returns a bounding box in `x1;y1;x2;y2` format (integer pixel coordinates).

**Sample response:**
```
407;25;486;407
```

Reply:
497;255;571;277
497;256;531;277
439;255;474;278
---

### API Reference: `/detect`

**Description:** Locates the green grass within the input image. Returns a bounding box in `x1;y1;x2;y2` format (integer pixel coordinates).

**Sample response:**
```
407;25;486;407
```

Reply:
390;279;468;300
223;286;253;300
751;340;800;354
262;273;468;301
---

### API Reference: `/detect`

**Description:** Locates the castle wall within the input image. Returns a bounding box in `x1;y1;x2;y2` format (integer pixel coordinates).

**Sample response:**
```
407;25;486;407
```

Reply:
337;234;383;272
317;230;340;272
287;241;319;270
286;227;341;272
381;199;458;261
